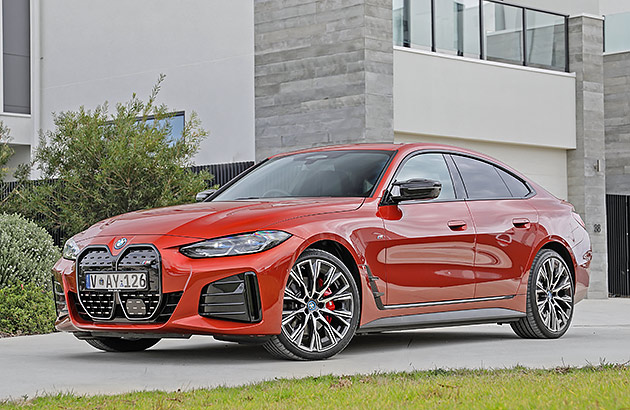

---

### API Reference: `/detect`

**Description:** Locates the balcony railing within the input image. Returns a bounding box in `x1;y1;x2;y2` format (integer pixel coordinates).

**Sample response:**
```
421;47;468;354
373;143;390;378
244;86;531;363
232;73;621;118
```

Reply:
393;0;569;72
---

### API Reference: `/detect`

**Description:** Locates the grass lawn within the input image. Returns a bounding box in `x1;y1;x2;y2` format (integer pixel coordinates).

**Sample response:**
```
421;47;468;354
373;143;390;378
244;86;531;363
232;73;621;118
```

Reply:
1;365;628;409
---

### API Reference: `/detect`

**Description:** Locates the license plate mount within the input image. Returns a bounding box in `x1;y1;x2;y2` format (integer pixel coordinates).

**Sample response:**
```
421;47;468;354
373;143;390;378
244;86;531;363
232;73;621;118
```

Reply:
85;271;148;291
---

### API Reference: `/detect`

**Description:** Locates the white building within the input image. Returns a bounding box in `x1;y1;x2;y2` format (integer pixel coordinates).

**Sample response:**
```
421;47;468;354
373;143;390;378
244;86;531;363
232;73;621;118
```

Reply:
2;0;255;177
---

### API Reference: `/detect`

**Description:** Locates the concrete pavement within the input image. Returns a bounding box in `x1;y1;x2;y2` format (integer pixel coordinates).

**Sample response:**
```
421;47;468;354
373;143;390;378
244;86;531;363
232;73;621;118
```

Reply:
1;299;629;400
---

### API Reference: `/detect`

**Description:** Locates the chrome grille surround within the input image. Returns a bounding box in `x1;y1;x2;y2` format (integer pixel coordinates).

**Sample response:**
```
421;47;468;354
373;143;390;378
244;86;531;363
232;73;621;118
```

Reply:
76;244;163;321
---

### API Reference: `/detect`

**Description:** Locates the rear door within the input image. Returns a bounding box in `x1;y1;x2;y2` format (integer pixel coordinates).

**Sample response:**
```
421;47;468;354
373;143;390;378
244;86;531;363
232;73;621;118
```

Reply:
450;154;538;299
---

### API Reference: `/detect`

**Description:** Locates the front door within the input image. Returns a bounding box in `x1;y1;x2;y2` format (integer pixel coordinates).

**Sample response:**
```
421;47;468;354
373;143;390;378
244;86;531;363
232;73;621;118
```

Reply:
381;153;476;306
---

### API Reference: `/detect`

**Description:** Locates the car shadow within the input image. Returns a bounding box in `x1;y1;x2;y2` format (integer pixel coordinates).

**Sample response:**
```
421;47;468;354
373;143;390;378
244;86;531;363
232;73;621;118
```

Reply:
64;327;518;364
345;328;518;355
65;339;275;364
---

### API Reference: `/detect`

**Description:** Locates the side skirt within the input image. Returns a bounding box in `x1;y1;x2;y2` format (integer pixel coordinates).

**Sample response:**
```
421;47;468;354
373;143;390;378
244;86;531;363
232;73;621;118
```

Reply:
357;308;525;334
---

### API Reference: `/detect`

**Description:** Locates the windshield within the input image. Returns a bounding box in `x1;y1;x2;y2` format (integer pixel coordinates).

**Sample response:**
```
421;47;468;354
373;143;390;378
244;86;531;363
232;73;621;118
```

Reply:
212;150;394;201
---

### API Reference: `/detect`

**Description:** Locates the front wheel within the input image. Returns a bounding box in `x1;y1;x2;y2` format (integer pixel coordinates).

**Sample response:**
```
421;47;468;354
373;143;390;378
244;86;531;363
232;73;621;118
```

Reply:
84;337;161;352
263;249;360;360
511;249;574;339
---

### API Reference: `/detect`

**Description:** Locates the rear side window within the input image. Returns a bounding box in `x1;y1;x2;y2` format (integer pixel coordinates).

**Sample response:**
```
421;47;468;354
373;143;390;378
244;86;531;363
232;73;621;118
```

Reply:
496;168;530;198
452;155;511;199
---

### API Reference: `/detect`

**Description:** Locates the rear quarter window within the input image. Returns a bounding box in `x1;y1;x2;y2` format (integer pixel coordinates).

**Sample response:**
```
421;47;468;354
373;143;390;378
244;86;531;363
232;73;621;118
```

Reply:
496;168;531;198
452;155;511;199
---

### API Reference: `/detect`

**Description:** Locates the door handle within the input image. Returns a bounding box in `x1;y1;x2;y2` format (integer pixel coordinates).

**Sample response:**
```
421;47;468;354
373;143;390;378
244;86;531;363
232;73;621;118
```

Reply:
512;218;530;228
447;220;467;231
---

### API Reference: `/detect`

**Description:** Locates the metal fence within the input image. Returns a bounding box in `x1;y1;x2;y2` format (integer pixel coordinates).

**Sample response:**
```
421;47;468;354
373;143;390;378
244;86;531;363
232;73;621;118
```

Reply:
190;161;254;186
0;161;254;246
606;194;630;296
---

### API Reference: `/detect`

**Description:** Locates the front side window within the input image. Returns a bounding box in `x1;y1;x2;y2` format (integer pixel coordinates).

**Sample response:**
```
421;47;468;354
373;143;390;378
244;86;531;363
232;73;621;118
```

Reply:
393;153;456;200
212;150;394;201
452;155;511;199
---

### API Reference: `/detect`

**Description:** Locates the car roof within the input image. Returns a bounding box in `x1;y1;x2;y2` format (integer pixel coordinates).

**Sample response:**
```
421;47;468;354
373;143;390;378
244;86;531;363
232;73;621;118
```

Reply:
268;142;491;160
266;142;533;187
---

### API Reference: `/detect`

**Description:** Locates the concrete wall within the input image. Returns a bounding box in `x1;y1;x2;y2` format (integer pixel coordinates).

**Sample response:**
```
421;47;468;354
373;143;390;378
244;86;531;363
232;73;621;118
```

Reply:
39;0;255;166
394;48;577;150
568;15;608;299
604;51;630;194
254;0;394;161
395;132;569;199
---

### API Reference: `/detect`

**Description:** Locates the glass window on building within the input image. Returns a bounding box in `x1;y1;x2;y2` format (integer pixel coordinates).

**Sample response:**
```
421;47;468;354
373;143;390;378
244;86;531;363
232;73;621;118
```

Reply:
526;10;566;71
435;0;480;58
483;1;523;65
605;12;630;53
142;112;185;145
393;0;432;50
393;0;405;46
2;0;31;115
393;0;568;72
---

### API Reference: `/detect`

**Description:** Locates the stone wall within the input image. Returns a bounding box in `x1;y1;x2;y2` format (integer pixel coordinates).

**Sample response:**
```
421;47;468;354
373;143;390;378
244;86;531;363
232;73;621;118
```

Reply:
604;51;630;194
254;0;394;161
568;16;608;299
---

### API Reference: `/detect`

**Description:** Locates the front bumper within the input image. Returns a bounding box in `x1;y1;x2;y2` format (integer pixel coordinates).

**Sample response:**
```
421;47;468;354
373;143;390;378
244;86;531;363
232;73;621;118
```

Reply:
54;234;301;337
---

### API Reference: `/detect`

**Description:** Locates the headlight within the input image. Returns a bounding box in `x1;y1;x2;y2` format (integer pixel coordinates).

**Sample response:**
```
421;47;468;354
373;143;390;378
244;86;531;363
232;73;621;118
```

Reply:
180;230;291;258
62;238;80;260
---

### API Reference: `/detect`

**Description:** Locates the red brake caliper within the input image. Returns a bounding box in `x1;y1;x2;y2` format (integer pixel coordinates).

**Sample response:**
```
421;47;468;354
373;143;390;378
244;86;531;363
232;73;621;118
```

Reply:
318;278;335;323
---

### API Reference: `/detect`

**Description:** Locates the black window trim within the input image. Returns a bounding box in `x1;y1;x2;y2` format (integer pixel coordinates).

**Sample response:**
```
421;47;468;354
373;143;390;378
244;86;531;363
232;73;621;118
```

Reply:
380;149;536;205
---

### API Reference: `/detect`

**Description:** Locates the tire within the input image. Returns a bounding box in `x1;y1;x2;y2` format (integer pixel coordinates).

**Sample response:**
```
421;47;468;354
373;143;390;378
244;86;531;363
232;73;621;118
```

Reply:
263;249;360;360
511;249;574;339
84;337;161;352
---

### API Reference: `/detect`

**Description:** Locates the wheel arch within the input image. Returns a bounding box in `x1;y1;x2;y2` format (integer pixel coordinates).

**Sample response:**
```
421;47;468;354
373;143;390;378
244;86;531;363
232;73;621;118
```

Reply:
305;239;363;305
537;240;577;286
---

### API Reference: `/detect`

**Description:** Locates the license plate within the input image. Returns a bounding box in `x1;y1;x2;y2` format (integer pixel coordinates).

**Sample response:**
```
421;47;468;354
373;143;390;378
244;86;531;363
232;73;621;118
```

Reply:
85;272;148;290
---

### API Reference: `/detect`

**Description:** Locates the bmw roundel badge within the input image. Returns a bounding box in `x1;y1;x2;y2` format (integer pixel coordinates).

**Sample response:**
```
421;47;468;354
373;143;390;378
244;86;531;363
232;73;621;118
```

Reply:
114;237;128;250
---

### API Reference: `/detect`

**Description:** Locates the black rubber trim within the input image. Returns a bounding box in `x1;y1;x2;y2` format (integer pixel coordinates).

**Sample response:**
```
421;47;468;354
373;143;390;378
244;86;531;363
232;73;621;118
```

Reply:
364;264;386;310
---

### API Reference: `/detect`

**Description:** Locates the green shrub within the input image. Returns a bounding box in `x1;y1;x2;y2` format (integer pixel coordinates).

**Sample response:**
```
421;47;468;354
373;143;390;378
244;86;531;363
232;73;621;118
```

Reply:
0;283;56;336
0;213;60;290
3;75;211;242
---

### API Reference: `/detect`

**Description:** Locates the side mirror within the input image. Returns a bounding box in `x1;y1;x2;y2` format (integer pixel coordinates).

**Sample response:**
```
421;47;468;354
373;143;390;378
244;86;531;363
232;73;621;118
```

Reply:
391;179;441;202
196;188;217;202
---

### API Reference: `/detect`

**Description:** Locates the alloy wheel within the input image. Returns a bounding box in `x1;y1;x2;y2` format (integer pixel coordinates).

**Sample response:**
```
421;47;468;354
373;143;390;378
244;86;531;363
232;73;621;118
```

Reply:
534;255;574;333
281;257;355;353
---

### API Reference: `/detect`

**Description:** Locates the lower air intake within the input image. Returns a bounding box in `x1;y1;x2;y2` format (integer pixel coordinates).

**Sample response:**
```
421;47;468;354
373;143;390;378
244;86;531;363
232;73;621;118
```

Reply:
199;272;262;323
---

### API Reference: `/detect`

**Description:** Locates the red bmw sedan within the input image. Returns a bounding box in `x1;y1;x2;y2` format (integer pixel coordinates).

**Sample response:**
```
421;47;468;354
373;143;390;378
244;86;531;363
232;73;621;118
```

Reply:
53;143;591;360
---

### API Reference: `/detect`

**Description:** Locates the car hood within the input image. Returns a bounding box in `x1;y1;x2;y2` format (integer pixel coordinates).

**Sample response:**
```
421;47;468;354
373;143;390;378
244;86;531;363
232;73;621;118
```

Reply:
75;198;365;242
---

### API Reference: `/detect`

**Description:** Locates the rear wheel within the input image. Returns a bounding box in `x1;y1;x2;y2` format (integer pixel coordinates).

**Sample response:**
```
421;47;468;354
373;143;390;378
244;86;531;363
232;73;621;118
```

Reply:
84;337;161;352
511;249;574;339
263;249;360;360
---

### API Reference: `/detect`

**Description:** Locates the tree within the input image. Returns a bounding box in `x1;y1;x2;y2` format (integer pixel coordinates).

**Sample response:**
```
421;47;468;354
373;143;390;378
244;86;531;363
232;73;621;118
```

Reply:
0;122;13;180
4;75;211;239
